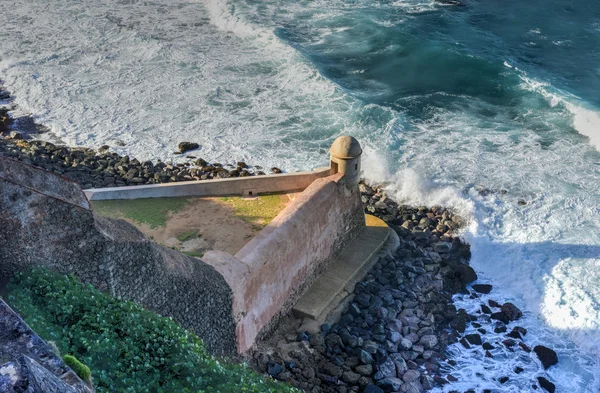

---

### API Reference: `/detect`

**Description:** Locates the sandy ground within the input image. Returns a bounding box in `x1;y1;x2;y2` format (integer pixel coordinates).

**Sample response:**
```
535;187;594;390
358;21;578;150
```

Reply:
130;194;295;256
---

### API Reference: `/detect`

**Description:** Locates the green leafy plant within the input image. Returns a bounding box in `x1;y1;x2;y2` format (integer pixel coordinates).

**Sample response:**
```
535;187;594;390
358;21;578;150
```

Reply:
7;268;299;393
63;354;92;382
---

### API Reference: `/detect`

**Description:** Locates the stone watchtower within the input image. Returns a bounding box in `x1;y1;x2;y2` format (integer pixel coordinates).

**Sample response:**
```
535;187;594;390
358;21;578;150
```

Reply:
329;136;362;190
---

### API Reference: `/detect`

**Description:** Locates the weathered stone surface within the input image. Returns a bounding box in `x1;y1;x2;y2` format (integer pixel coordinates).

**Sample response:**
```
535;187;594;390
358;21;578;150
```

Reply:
0;159;236;355
418;335;438;350
0;300;92;393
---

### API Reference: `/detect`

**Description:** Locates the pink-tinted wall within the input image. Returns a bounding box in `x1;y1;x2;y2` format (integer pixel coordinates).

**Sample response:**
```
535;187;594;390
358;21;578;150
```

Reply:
203;173;365;353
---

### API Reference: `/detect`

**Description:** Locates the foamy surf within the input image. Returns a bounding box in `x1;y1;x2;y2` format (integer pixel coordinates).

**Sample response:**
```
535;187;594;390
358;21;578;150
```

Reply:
1;0;600;391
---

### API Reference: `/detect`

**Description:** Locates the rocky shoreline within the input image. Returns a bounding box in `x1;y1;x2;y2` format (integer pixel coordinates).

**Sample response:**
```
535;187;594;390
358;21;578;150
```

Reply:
0;135;279;189
0;86;558;392
247;186;559;393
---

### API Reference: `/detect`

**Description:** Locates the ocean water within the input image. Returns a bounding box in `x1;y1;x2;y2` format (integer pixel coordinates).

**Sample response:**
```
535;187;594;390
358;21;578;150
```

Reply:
1;0;600;390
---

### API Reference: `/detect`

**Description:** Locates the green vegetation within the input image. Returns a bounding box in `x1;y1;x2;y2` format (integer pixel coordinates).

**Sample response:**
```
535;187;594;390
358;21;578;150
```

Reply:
63;354;92;382
220;195;288;230
7;268;299;393
183;250;205;258
91;197;190;228
177;230;199;242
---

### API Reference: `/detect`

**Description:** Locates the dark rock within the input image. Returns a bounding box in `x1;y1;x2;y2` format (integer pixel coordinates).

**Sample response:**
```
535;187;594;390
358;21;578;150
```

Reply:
464;333;482;346
364;384;384;393
507;327;525;340
491;311;510;324
501;303;523;321
178;142;199;153
271;167;282;174
519;342;532;353
268;362;284;377
377;377;403;392
538;376;556;393
375;357;396;379
514;366;524;374
533;346;558;369
488;299;502;308
502;339;517;347
453;265;477;285
480;304;492;314
472;284;492;294
482;342;494;350
355;364;373;376
358;349;374;365
499;376;509;384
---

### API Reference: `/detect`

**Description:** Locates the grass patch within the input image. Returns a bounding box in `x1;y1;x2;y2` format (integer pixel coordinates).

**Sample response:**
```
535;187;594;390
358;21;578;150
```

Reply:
183;250;205;258
177;230;199;242
6;268;299;393
91;197;190;228
220;195;288;230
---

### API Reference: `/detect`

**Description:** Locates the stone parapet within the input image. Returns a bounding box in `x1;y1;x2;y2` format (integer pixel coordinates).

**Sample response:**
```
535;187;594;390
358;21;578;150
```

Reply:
204;173;366;353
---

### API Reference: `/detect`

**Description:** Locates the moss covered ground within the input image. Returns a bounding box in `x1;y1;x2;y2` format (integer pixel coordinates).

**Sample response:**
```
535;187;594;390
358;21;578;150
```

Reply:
91;197;190;228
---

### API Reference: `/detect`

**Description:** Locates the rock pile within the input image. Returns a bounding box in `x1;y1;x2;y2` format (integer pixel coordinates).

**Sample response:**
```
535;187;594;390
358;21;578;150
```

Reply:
249;183;477;393
0;138;272;189
249;183;559;393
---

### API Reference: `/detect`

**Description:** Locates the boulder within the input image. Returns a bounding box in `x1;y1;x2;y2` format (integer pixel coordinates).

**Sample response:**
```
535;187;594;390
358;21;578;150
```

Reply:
472;284;492;294
453;265;477;285
377;377;403;392
364;384;384;393
533;346;558;369
538;376;556;393
491;312;510;324
501;303;522;321
178;142;199;153
419;335;438;350
464;333;482;346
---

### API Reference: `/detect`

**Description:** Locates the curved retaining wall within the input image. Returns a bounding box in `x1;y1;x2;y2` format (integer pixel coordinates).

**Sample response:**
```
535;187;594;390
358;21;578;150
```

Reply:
204;173;365;353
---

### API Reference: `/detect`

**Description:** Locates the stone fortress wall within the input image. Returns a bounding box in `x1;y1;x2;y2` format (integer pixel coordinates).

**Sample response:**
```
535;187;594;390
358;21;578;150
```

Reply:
0;157;237;355
0;136;368;355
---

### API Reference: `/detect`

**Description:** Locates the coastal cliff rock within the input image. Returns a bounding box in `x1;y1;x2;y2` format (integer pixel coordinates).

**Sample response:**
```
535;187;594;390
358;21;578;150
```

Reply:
0;299;92;393
0;157;236;355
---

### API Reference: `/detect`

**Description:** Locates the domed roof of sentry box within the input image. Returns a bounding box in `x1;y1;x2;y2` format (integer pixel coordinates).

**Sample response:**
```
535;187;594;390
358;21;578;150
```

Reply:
329;136;362;159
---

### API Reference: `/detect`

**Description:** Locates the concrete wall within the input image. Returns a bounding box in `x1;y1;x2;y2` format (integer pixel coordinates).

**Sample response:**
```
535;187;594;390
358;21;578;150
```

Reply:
203;173;365;353
0;158;237;355
84;167;331;200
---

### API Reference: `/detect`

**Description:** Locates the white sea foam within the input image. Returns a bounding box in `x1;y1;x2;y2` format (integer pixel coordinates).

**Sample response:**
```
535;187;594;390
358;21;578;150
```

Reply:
520;75;600;151
1;0;600;391
0;0;390;171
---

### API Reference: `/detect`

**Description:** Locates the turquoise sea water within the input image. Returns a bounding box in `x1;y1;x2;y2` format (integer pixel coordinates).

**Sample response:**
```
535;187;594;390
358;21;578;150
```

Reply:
1;0;600;390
